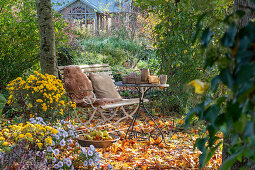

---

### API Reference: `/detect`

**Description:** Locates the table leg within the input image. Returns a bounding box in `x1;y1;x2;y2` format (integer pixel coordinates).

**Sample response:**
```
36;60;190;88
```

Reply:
125;87;169;146
141;100;169;146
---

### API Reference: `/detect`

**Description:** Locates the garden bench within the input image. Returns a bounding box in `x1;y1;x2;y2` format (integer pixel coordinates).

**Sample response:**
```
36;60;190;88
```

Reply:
58;64;148;132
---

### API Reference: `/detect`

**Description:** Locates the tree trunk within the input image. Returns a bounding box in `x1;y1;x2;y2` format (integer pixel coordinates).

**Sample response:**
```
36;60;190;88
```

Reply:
234;0;255;28
222;1;255;169
36;0;58;77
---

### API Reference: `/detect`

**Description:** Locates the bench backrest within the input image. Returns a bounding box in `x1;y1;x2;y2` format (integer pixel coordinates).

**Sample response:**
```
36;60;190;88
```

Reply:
58;64;114;82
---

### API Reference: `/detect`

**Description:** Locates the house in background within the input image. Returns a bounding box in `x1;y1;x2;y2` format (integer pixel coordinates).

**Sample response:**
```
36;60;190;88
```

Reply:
52;0;132;33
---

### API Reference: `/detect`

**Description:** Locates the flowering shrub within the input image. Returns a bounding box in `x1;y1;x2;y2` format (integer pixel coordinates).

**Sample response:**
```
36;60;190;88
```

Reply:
0;141;48;169
48;120;101;169
0;118;58;153
6;71;76;121
0;118;102;169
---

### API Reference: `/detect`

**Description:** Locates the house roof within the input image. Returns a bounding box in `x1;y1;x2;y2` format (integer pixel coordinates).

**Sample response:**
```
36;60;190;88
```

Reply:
52;0;131;13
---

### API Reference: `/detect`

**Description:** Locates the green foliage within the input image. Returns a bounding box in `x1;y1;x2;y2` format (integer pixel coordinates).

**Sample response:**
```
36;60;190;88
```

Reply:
135;0;230;113
0;94;7;114
185;16;255;170
0;0;40;90
80;36;155;67
0;0;73;91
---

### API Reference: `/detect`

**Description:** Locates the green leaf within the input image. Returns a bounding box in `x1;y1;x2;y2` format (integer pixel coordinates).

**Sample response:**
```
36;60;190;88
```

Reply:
196;138;207;152
221;23;237;47
211;76;220;92
204;142;222;167
236;63;255;84
201;28;214;47
235;10;246;18
244;121;254;138
0;94;7;103
185;105;202;129
204;104;220;124
226;101;242;122
192;12;208;44
219;68;234;90
216;95;228;106
220;150;244;170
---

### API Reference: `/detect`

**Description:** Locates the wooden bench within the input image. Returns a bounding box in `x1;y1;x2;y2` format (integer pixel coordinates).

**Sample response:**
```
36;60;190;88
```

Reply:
58;64;149;132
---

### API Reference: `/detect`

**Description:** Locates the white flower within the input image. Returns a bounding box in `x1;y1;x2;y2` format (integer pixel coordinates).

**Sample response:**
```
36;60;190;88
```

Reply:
36;151;41;156
89;145;95;151
83;160;88;167
0;152;3;159
53;164;59;169
88;158;93;166
63;158;68;164
52;157;57;163
67;139;73;144
63;131;69;138
68;130;74;136
54;149;60;155
67;160;72;167
107;164;113;170
36;117;43;122
81;147;87;155
71;166;74;170
58;161;63;167
76;142;80;147
47;146;53;152
69;125;74;130
60;120;65;124
54;134;60;140
29;118;35;122
60;139;66;147
88;150;93;156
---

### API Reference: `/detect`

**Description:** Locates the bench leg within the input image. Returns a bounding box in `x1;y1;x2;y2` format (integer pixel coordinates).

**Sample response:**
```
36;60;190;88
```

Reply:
92;107;120;131
74;108;98;132
114;104;139;125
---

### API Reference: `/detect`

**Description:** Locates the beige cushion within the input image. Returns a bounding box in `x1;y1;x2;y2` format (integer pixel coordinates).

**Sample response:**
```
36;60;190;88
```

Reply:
89;73;122;100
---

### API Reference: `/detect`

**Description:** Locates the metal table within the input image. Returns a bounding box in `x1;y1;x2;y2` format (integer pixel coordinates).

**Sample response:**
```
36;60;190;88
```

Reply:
115;81;169;145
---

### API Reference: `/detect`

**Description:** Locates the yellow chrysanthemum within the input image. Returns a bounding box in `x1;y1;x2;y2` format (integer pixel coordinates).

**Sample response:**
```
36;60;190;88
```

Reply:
36;99;43;103
2;129;9;133
18;134;25;139
42;103;47;112
51;129;59;135
2;142;8;146
60;109;63;115
25;133;32;139
0;136;5;141
45;136;52;145
37;143;43;148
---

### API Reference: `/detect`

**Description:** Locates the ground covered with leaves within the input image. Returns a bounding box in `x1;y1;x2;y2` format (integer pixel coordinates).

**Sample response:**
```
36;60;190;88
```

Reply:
78;114;222;169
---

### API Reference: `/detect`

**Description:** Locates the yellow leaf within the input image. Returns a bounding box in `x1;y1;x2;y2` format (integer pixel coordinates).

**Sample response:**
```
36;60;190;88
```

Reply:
188;79;208;94
171;134;178;140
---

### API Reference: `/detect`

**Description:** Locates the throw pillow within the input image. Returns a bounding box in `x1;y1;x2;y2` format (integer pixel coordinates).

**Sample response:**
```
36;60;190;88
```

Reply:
64;66;93;101
89;73;122;100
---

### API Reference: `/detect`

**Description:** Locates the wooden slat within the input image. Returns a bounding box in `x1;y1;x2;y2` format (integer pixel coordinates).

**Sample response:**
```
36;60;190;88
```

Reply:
57;64;109;70
58;64;114;82
101;98;149;109
81;67;111;72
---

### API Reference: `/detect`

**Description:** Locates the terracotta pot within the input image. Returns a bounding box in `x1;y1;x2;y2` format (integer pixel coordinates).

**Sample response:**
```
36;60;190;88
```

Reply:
159;75;167;84
122;75;128;84
141;69;150;82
